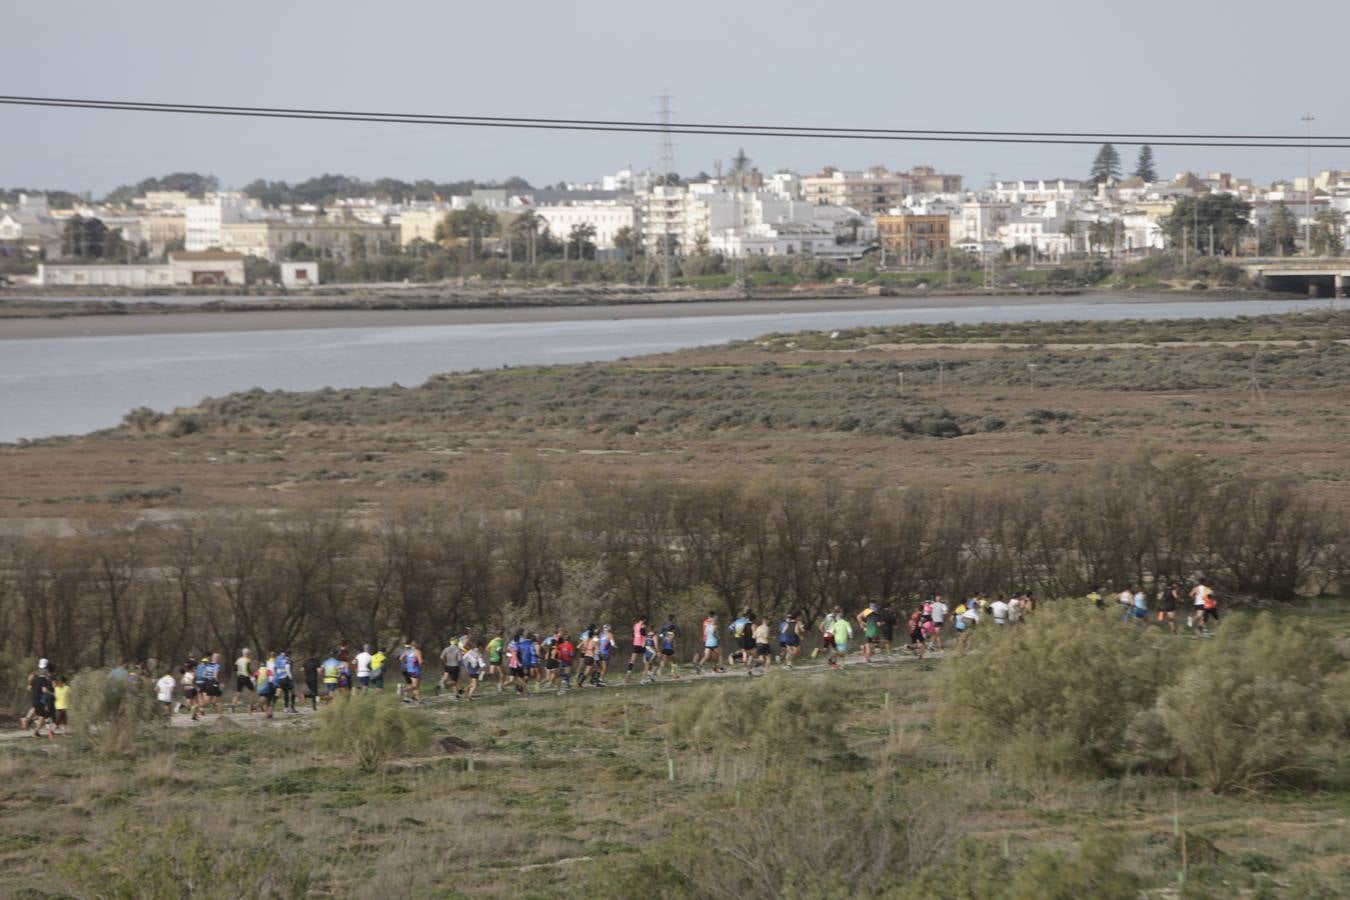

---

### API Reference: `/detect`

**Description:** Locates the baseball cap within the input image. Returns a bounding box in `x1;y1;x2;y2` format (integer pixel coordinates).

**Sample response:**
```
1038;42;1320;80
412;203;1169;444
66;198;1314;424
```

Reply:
38;658;49;669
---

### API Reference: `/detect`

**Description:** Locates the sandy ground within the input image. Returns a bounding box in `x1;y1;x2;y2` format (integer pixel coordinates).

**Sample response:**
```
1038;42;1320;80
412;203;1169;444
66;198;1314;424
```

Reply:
0;292;1271;340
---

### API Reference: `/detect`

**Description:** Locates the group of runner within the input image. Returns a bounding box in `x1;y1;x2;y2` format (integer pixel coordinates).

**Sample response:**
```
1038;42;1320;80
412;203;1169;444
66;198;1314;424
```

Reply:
14;580;1226;733
1088;579;1221;634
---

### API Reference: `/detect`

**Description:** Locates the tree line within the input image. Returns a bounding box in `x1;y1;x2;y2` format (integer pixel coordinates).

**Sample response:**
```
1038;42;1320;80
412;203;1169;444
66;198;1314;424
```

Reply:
1;455;1343;676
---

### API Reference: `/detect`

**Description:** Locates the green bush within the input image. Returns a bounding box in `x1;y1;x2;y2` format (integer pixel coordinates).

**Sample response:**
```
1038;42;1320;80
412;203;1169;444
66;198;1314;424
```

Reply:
315;691;432;772
68;668;164;755
670;675;849;764
935;609;1176;781
1154;613;1344;792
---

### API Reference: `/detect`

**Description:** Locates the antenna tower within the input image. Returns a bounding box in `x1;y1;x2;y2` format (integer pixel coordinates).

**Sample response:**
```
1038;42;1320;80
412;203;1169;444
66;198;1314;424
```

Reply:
651;92;678;288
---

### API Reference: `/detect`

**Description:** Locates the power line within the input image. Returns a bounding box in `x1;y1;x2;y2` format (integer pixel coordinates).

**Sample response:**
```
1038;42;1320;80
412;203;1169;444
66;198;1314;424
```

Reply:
4;95;1350;149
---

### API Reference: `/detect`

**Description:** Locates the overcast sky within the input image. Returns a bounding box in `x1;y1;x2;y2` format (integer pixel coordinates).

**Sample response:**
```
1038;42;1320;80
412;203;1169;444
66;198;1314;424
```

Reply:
4;0;1347;196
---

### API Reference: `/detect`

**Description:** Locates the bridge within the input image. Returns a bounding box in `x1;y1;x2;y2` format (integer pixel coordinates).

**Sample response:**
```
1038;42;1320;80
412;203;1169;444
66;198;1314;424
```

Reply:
1238;258;1350;297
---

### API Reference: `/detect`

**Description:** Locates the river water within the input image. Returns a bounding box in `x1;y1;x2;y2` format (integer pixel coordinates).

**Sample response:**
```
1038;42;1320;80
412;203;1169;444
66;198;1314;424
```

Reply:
0;295;1310;442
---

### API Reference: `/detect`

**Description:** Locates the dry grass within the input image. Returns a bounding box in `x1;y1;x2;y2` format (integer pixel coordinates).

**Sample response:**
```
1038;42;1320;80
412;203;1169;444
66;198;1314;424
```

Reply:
0;645;1343;897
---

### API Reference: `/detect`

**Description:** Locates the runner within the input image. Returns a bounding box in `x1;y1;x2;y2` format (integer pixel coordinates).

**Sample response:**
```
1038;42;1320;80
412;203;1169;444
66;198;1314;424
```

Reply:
50;675;69;736
857;603;880;662
929;596;949;651
1189;580;1209;631
349;644;369;692
321;651;341;702
461;642;485;699
737;613;758;671
155;669;177;724
905;609;927;659
751;616;772;675
555;631;575;693
1131;588;1149;626
180;663;199;720
695;612;723;674
879;602;897;653
256;656;276;719
521;632;541;689
541;629;560;690
274;649;297;712
625;616;649;683
596;625;615;685
828;614;853;669
1118;586;1135;622
1007;595;1023;625
780;612;804;668
302;653;321;709
438;639;462;698
1158;583;1180;635
231;648;255;713
958;601;980;649
369;645;386;692
990;596;1010;627
1200;582;1220;634
574;625;598;688
20;660;53;736
506;629;530;698
486;632;506;693
401;641;424;701
656;615;681;680
817;608;839;660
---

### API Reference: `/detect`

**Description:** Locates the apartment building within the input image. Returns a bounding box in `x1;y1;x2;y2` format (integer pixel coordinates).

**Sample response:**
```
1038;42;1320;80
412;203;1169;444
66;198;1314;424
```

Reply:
801;166;907;213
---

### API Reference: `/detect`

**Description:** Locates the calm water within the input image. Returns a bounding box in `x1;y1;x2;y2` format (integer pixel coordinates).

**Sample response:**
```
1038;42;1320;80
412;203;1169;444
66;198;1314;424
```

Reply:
0;296;1309;442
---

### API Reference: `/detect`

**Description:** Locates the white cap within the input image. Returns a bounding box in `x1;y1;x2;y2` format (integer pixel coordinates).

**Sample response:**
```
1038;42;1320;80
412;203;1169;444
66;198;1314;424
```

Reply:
38;658;49;669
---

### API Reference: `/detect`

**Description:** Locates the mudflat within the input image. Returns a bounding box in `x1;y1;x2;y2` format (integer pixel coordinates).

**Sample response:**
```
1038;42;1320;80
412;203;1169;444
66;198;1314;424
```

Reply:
0;291;1270;340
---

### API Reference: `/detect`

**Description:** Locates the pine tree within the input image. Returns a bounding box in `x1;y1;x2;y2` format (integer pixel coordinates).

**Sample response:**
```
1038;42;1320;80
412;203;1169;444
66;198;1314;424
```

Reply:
1089;144;1122;186
1133;145;1158;182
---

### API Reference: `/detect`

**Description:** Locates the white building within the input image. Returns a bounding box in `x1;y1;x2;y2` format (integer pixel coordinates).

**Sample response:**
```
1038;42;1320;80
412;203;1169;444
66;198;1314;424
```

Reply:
184;193;263;251
37;251;246;287
280;260;320;288
535;202;639;250
952;200;1013;243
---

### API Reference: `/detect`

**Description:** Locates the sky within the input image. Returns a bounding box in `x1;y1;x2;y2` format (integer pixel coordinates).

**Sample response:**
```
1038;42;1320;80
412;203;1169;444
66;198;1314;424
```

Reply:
3;0;1348;197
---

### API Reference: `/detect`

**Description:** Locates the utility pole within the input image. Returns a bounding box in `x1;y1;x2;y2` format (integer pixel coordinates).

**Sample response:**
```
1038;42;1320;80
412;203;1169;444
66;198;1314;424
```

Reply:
656;92;678;288
1302;114;1315;257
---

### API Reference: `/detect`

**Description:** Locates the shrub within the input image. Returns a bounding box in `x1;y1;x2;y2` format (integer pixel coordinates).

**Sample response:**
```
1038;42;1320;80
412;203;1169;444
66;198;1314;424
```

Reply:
935;609;1176;781
590;773;969;900
1154;613;1344;792
670;675;849;764
315;691;432;773
59;821;311;899
882;840;1141;900
68;668;164;754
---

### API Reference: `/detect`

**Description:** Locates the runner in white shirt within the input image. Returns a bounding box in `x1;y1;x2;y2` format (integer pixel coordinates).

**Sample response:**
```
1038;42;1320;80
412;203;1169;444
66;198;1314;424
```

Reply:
990;597;1010;626
155;672;176;722
929;597;949;650
1189;582;1208;629
354;644;374;691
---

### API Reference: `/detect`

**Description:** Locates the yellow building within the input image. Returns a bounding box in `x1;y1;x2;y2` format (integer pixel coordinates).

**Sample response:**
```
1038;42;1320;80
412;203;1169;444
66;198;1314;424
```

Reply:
876;214;950;260
400;209;447;247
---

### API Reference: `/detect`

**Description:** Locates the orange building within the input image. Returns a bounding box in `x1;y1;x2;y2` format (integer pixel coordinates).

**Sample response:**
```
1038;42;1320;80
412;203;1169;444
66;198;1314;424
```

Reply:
876;214;950;260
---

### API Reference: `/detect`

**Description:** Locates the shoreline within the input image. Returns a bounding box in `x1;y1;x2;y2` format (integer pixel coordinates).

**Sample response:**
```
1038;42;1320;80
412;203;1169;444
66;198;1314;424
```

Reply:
0;291;1294;341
